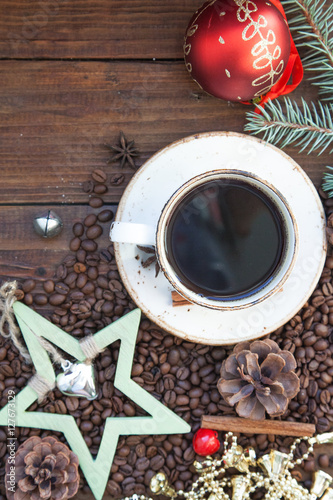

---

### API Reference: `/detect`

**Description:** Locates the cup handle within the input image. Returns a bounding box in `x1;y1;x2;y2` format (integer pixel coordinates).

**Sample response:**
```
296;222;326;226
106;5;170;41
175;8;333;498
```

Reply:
110;221;155;245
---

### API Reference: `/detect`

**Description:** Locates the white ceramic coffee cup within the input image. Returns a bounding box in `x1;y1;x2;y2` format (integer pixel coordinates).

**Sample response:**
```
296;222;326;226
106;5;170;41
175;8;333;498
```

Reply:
110;170;298;310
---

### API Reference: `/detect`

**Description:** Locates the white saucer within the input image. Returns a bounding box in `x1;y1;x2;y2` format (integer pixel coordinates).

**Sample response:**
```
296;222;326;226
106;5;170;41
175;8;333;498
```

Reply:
113;132;326;345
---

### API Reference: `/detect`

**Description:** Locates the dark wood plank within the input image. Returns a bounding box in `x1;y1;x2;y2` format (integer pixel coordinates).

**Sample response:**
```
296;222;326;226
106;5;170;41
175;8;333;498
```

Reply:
0;0;201;59
0;60;329;204
0;205;116;279
0;0;330;60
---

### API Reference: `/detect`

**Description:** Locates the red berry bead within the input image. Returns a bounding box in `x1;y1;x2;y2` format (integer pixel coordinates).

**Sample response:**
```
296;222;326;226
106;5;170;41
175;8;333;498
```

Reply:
193;429;220;456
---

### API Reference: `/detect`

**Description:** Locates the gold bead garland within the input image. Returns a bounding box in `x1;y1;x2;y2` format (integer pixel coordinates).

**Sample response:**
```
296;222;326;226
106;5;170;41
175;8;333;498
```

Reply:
140;431;333;500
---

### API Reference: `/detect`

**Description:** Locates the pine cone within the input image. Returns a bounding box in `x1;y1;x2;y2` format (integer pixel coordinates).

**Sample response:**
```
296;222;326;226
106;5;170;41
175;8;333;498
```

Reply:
217;339;300;420
6;436;79;500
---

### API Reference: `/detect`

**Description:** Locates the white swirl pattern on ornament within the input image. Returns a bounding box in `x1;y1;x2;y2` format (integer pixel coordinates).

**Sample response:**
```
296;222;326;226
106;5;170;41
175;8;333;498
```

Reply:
235;0;284;96
183;0;217;71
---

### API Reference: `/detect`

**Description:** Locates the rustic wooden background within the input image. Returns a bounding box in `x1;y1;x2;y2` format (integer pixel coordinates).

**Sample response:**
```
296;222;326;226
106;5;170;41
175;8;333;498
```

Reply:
0;0;332;498
0;0;331;280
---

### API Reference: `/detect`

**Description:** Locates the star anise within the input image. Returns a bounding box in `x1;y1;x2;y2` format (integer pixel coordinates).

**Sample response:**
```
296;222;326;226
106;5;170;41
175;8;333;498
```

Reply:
137;245;160;277
106;131;139;169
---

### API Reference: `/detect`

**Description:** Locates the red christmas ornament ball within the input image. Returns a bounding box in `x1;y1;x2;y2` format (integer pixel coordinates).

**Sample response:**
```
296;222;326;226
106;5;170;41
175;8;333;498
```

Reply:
184;0;291;102
193;429;220;456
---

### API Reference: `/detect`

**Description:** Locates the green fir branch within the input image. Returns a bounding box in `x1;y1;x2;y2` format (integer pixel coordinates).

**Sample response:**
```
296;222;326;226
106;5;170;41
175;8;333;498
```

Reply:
244;97;333;155
322;166;333;197
282;0;333;100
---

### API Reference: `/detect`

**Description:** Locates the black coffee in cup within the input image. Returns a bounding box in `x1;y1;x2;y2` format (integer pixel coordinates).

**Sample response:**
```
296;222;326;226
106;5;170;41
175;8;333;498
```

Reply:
165;178;285;299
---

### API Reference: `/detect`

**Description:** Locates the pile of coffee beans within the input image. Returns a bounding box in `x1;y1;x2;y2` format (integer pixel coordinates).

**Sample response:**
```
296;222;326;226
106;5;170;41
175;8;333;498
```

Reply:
0;174;332;499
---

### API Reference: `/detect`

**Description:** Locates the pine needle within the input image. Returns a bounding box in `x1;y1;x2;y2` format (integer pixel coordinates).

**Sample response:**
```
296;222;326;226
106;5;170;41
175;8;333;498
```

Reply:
282;0;333;100
322;166;333;197
245;98;333;155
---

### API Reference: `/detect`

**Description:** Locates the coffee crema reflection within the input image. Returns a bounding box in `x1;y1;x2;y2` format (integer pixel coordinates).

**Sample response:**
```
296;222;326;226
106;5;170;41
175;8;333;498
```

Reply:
165;179;285;299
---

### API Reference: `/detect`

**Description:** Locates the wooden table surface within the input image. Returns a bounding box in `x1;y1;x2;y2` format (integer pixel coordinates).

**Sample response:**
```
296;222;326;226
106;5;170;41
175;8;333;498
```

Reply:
0;0;331;282
0;0;332;498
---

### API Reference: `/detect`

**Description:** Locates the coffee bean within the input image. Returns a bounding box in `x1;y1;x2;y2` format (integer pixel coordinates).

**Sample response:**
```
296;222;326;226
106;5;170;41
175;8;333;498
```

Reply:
119;464;133;476
81;240;98;252
73;222;84;237
89;196;103;208
73;262;86;273
43;280;55;293
146;446;157;459
54;399;67;414
65;397;79;412
199;365;214;377
113;396;124;413
92;168;107;183
135;443;146;458
314;339;329;351
168;349;180;365
317;417;330;433
81;421;93;432
84;214;97;227
183;447;196;462
83;180;94;193
164;390;176;405
0;442;6;458
81;281;95;295
86;224;103;240
164;377;175;390
22;279;36;293
55;282;70;295
70;237;81;252
124;403;135;416
34;294;48;305
110;173;125;185
303;332;317;346
176;395;189;406
176;367;190;380
49;294;66;306
107;480;121;496
75;273;88;289
318;454;330;468
312;295;326;307
98;209;114;222
94;184;108;194
151;455;165;471
136;457;150;471
320;389;331;404
109;279;122;292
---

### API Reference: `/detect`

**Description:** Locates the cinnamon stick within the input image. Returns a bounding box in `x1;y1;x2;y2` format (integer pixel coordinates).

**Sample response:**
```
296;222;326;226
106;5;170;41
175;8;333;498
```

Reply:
171;290;191;307
201;415;316;437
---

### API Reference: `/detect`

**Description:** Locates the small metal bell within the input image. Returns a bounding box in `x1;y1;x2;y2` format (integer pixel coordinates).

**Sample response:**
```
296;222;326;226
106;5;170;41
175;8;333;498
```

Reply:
207;495;219;500
193;458;213;474
234;446;256;473
309;432;333;446
33;209;63;238
231;475;250;500
257;453;272;476
321;488;333;500
270;450;289;476
150;472;176;497
310;470;333;498
243;447;256;466
224;445;248;472
258;450;289;477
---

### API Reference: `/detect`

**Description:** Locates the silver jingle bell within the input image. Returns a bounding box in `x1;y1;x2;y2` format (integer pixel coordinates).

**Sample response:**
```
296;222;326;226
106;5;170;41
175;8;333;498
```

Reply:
33;209;63;238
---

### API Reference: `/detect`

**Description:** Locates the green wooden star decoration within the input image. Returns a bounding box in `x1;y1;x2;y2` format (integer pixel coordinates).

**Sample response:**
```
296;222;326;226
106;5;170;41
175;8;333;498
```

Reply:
0;302;191;500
